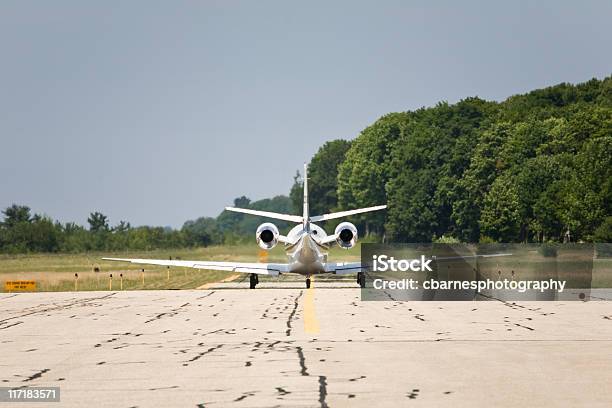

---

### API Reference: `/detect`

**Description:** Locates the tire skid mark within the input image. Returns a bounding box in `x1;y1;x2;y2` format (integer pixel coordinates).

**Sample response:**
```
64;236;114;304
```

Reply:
0;294;18;300
0;293;116;323
148;385;179;391
0;321;23;330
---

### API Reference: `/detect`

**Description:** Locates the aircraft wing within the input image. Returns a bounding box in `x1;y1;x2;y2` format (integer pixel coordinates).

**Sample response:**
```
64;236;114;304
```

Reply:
325;262;365;275
102;258;287;276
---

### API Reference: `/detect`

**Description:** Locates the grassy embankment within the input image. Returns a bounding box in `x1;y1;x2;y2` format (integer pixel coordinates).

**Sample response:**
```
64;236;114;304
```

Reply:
0;245;360;292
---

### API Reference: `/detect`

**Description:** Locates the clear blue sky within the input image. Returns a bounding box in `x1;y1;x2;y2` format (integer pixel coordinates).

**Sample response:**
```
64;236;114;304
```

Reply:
1;1;610;228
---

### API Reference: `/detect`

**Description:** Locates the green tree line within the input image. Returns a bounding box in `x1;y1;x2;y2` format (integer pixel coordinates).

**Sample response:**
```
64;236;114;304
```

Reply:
2;77;610;253
331;77;611;243
0;195;293;253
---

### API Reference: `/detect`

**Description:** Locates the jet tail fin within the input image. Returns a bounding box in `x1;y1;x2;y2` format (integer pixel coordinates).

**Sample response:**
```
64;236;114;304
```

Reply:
303;163;309;229
309;205;387;222
224;207;303;223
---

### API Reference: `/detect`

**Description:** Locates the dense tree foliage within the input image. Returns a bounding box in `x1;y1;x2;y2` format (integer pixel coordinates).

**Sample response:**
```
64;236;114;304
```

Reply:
337;113;405;236
2;77;610;253
343;77;611;242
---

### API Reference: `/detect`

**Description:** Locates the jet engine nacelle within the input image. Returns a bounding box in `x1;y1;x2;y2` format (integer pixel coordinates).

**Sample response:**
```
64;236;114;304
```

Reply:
335;222;358;249
256;222;279;250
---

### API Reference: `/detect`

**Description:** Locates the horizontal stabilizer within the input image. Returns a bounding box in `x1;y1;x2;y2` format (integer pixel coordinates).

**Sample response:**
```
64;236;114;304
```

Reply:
310;205;387;222
225;207;303;223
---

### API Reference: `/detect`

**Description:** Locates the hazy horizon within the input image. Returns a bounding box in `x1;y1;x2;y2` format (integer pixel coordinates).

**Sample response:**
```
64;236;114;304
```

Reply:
1;1;611;228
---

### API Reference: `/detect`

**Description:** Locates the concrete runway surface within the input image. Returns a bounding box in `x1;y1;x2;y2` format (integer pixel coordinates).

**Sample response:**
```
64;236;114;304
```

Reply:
1;282;611;407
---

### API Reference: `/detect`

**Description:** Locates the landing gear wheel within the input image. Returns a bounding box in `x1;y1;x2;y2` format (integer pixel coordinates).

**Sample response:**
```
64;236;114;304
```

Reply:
306;278;311;289
249;273;258;289
357;272;366;288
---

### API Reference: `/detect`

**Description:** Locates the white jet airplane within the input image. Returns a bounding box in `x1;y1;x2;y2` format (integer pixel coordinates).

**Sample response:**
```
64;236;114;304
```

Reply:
103;164;386;289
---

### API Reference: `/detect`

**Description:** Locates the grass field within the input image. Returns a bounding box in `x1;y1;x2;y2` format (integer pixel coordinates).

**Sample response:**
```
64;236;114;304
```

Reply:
3;244;608;292
0;245;361;292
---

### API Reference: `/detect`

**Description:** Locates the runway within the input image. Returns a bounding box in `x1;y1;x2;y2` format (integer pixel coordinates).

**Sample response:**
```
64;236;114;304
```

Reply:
1;283;611;407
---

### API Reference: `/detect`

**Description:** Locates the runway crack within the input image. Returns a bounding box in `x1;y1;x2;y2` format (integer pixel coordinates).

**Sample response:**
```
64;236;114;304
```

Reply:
145;302;191;323
514;323;535;331
183;344;223;366
286;290;303;336
296;346;309;376
406;388;420;399
318;375;329;408
196;291;216;300
234;391;256;402
276;386;290;396
23;368;50;382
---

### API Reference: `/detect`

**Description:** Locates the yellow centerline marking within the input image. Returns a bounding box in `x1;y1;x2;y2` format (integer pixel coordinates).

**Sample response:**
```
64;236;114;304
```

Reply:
304;276;320;334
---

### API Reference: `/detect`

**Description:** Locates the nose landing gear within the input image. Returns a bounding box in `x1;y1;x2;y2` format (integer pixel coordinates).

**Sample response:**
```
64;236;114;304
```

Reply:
306;277;311;289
